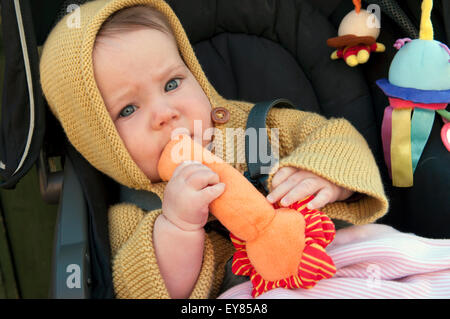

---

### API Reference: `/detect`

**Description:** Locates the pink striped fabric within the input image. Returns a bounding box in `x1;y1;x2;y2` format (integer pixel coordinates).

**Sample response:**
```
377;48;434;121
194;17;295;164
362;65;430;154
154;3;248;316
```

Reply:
218;224;450;299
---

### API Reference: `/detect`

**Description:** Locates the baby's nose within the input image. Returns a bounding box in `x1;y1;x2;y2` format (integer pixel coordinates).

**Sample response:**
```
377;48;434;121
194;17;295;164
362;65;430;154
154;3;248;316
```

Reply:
152;108;180;130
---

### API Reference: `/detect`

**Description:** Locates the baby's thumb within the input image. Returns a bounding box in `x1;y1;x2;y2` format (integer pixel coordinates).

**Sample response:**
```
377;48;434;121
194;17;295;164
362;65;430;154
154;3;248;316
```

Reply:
206;182;226;201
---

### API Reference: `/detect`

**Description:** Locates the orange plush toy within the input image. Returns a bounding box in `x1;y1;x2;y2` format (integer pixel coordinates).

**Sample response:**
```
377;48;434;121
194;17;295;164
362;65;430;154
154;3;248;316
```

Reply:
158;135;336;297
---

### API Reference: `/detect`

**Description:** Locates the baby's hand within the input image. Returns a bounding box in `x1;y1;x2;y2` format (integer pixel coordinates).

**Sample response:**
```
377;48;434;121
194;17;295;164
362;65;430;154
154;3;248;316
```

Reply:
266;167;353;210
162;161;225;232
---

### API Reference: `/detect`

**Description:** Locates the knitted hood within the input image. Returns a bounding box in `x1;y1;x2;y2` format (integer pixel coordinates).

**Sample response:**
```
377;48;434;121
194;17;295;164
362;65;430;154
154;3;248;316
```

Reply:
40;0;241;198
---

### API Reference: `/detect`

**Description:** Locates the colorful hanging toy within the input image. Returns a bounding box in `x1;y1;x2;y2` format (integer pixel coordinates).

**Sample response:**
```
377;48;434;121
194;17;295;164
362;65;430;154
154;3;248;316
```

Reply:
376;0;450;187
327;0;385;67
158;135;336;297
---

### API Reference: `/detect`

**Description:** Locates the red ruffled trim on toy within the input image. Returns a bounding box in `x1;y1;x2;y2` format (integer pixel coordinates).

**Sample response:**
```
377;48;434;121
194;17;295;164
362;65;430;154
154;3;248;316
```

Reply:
230;195;336;297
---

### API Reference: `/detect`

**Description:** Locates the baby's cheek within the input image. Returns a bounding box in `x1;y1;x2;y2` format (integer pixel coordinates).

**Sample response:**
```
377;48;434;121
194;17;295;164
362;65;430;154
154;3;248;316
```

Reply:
137;152;161;183
119;132;156;177
189;80;213;117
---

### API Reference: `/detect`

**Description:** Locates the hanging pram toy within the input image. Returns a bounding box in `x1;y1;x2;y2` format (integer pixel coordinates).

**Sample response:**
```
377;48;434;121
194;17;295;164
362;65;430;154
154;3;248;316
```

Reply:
327;0;385;67
376;0;450;187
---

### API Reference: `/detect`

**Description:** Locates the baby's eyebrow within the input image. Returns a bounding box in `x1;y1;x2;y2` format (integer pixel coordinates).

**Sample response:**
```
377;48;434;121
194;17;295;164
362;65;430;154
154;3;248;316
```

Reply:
155;63;186;81
106;87;132;113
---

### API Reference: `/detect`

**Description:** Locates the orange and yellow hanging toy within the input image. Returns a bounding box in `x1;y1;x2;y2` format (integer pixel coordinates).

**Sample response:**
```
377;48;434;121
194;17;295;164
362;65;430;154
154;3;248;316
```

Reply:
327;0;385;67
158;135;336;297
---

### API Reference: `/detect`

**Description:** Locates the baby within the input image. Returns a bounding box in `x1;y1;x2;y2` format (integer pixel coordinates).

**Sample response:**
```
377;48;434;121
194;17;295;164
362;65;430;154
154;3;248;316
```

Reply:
40;0;388;299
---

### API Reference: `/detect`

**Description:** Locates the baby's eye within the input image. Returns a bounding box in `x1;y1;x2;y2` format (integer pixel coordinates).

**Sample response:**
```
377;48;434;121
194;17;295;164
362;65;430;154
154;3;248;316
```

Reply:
165;78;181;92
119;104;137;118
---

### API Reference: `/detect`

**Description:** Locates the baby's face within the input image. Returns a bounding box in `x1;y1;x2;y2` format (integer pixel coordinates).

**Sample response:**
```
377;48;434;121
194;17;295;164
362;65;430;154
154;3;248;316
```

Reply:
93;28;213;182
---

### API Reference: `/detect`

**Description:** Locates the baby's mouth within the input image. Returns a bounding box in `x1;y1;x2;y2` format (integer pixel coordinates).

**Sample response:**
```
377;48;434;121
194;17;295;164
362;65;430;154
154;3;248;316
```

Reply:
168;127;210;146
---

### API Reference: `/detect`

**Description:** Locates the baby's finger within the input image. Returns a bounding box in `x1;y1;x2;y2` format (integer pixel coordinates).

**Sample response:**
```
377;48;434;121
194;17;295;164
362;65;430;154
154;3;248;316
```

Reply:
266;172;304;204
306;188;333;210
186;169;220;190
171;160;202;179
271;167;298;189
278;177;323;207
200;182;226;204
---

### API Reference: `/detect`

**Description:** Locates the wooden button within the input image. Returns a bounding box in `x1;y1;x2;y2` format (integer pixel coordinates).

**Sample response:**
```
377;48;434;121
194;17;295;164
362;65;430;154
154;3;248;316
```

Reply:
211;107;230;124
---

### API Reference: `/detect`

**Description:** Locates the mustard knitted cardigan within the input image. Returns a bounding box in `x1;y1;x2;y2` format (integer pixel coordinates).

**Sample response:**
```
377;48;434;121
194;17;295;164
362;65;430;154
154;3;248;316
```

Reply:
40;0;389;299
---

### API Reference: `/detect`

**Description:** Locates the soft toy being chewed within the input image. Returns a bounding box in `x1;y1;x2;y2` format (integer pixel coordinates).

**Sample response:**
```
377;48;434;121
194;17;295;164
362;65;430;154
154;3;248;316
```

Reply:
157;134;336;297
327;0;385;67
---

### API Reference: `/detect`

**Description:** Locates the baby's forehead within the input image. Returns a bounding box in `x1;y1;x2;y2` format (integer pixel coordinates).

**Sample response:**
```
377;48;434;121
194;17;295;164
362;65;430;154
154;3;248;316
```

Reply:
95;5;177;46
92;29;188;109
94;27;180;60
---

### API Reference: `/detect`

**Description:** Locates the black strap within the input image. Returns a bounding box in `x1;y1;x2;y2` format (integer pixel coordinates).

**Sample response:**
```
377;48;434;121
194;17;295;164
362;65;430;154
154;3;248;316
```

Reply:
0;0;46;189
244;98;296;193
119;185;162;211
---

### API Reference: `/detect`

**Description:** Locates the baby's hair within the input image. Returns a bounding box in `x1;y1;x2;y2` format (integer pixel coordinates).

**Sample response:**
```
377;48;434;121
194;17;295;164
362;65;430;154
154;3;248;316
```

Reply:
96;5;174;39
